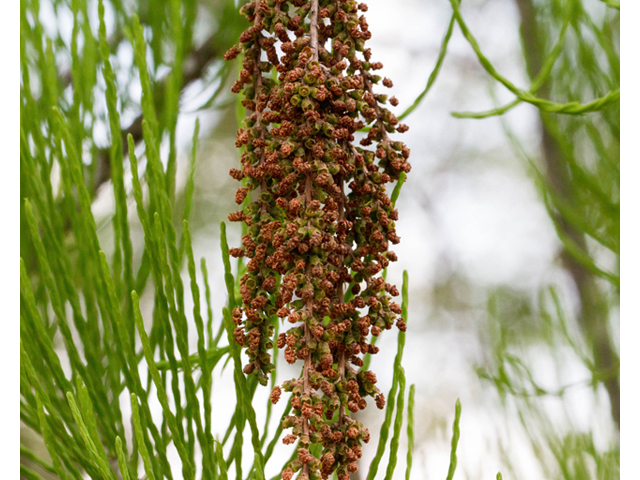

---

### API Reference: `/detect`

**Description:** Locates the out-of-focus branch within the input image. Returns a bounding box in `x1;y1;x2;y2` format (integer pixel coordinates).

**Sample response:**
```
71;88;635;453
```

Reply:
514;0;620;430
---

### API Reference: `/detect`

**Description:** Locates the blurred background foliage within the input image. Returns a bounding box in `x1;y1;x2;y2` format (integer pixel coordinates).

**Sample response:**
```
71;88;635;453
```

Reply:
20;0;619;478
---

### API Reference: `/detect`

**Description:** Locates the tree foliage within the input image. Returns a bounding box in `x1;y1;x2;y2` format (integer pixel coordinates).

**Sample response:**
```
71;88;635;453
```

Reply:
20;0;619;479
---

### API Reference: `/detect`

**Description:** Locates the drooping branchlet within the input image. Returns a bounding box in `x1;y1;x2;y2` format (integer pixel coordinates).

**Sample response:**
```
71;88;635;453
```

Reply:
226;1;410;478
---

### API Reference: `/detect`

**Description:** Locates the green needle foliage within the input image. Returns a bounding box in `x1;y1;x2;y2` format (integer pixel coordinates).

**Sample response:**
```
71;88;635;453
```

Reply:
389;0;618;476
512;0;617;404
443;0;619;476
20;1;420;479
404;386;415;480
444;400;461;480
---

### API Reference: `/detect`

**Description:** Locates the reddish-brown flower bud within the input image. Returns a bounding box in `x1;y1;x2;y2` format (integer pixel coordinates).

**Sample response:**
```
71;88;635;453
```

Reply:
321;452;335;466
224;44;240;61
234;327;245;346
270;386;282;404
285;347;296;364
283;434;297;445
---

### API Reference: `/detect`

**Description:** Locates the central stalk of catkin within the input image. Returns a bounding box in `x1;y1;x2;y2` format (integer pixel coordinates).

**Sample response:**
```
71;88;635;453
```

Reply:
225;1;411;479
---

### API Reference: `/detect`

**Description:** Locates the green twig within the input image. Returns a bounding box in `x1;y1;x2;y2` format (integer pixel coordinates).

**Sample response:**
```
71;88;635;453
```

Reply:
448;0;619;115
445;399;462;480
398;14;456;121
405;385;416;480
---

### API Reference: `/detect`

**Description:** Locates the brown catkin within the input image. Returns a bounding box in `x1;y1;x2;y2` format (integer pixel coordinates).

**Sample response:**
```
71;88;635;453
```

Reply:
225;1;410;478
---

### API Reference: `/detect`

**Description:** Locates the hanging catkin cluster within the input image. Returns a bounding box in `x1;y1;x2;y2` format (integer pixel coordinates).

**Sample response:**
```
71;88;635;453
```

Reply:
225;1;410;478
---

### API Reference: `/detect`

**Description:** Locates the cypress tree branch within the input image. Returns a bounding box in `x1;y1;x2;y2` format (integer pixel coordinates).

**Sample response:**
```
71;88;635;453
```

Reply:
513;0;620;430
